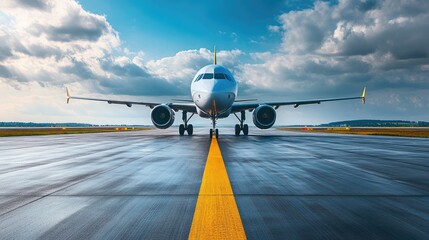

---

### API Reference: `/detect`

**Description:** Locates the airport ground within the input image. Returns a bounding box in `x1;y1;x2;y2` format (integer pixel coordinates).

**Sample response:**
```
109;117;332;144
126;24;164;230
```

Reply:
0;128;428;239
1;126;429;138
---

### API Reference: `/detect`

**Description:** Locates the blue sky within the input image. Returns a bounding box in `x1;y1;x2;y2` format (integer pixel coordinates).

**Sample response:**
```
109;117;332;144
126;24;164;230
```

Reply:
78;0;334;59
0;0;428;125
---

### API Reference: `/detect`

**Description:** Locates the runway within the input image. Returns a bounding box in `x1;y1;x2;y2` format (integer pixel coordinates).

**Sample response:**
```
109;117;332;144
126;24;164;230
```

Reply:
0;128;428;239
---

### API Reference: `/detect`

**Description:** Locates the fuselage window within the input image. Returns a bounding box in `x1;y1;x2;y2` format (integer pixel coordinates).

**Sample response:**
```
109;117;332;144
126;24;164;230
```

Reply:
214;73;225;79
203;73;214;79
195;74;203;82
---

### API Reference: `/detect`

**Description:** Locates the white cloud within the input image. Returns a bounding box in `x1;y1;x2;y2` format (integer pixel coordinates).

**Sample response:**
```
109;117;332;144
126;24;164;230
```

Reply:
230;32;238;42
0;0;48;10
146;48;211;82
0;0;120;84
279;2;332;54
268;25;280;33
0;0;202;98
0;80;156;124
146;48;242;82
0;0;244;100
232;0;429;122
239;0;429;90
279;0;429;62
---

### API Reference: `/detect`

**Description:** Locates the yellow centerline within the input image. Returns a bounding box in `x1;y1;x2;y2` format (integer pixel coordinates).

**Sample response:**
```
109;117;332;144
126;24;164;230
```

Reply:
188;137;246;240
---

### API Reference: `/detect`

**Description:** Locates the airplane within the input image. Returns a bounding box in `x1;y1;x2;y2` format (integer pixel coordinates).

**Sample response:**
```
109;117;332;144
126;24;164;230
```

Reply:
67;48;366;138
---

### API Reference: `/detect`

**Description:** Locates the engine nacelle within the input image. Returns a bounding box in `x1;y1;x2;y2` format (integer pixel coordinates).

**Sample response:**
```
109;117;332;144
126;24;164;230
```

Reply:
253;105;276;129
151;105;175;129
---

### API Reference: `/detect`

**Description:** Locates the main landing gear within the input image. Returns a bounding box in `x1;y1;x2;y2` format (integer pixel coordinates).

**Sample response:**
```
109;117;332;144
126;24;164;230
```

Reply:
179;111;194;136
234;111;248;136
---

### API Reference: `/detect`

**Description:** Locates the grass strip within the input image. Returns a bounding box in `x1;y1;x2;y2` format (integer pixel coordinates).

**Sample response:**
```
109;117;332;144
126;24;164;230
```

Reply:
0;127;150;137
279;127;429;138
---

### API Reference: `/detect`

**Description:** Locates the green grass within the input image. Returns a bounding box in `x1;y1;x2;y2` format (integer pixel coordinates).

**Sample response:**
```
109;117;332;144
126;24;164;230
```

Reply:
279;127;429;138
0;127;150;137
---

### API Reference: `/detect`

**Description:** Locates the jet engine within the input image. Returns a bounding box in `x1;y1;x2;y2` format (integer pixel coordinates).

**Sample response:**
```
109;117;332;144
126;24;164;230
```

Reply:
253;105;276;129
151;105;175;129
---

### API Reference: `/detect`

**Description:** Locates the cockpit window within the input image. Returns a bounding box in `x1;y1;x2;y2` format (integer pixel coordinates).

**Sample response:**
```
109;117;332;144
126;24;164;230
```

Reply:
194;74;203;82
202;73;213;79
214;73;225;79
196;72;234;81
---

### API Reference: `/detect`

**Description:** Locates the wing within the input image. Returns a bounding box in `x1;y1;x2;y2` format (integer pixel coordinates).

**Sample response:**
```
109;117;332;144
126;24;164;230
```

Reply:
234;99;258;102
66;88;197;113
231;87;366;113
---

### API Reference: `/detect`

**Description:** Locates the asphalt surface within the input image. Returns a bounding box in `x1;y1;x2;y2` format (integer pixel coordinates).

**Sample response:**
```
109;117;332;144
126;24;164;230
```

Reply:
0;128;428;239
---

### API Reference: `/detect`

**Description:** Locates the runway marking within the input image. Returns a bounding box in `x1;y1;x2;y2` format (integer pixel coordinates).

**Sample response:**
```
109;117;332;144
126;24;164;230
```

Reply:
188;137;246;240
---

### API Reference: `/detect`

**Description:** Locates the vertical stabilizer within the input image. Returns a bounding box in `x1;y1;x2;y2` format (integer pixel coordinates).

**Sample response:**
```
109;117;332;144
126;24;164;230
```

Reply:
214;46;217;65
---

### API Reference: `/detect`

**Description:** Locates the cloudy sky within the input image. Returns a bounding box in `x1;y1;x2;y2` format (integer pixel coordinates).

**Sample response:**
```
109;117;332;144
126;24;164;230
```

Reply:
0;0;428;125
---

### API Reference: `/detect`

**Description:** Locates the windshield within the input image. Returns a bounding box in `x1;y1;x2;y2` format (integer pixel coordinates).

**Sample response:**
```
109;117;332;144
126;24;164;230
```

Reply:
202;73;213;79
194;74;203;82
196;72;233;81
214;73;225;79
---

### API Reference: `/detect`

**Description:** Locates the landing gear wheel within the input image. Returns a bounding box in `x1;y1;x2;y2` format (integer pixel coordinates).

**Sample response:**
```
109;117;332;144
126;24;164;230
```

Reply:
179;124;185;136
187;124;193;135
235;124;241;136
243;124;249;135
234;111;248;137
215;129;219;138
209;129;213;138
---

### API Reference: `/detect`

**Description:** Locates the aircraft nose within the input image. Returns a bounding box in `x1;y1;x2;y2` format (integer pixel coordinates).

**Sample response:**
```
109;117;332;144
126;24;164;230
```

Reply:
194;91;234;115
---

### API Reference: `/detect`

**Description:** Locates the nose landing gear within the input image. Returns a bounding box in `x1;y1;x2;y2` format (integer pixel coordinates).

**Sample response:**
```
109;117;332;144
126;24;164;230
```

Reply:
210;117;219;138
209;128;219;138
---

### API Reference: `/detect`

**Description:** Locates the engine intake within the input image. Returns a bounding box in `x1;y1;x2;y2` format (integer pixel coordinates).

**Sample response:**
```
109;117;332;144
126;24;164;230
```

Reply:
151;105;175;129
253;105;276;129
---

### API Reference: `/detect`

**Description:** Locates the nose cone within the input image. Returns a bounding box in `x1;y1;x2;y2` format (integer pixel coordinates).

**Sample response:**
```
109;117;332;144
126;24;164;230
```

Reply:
194;91;235;115
191;77;238;116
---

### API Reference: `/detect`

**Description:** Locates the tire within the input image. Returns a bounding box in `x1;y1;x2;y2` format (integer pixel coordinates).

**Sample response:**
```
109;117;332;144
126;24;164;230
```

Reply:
187;124;193;135
235;124;240;136
179;124;185;136
209;129;213;138
243;124;249;135
215;129;219;138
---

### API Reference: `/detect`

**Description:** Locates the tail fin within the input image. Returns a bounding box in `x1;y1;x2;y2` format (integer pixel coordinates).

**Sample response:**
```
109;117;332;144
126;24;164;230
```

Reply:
361;87;366;104
214;46;217;65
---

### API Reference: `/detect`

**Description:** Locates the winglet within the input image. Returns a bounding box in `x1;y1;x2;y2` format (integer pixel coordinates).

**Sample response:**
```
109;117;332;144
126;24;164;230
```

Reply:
214;46;217;65
361;87;366;104
66;87;71;104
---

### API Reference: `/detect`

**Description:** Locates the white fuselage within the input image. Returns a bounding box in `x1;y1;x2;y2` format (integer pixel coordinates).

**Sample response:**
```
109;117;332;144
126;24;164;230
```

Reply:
191;64;238;119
